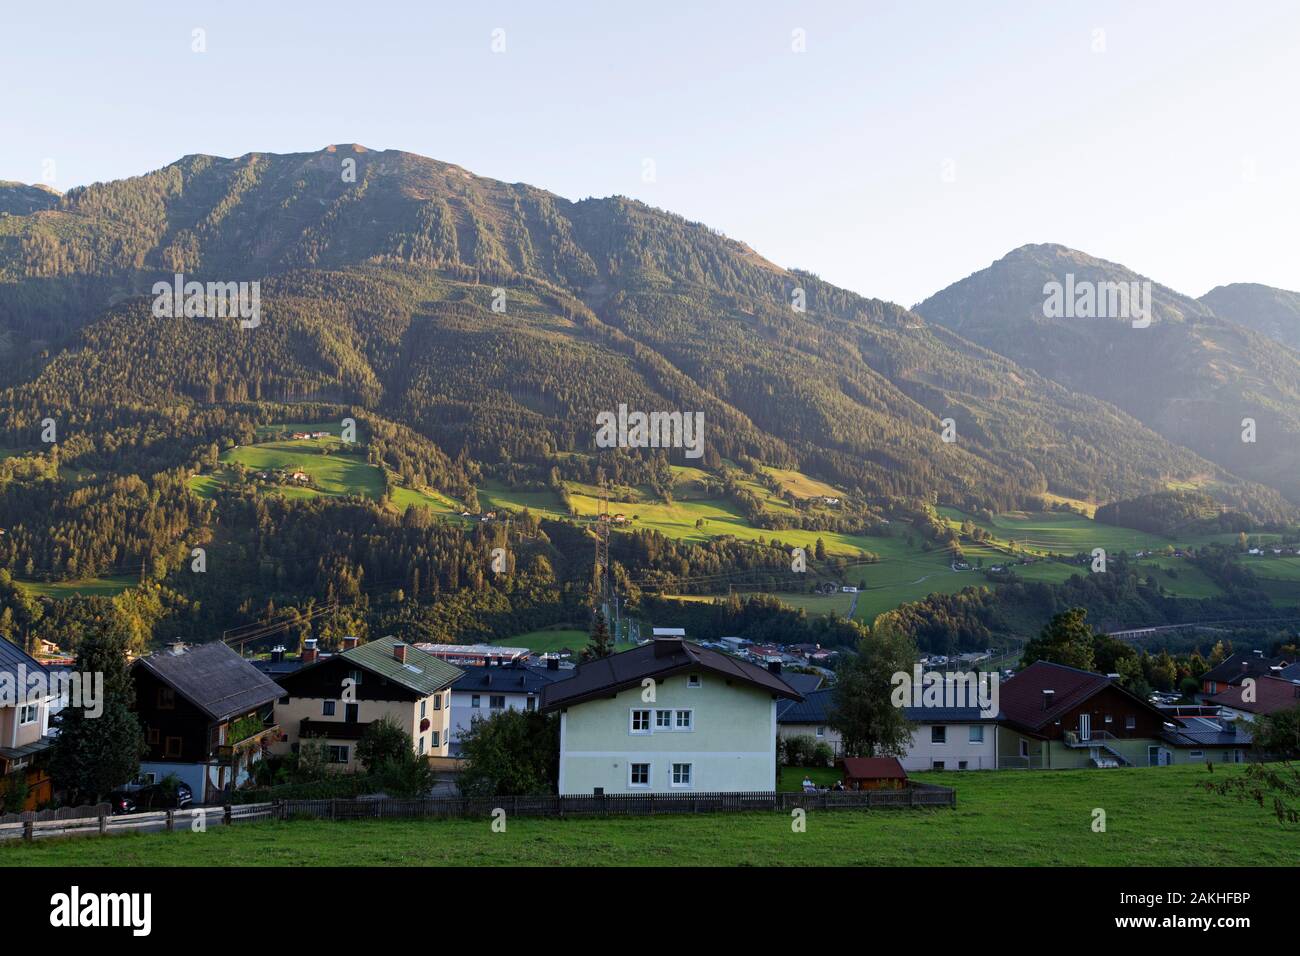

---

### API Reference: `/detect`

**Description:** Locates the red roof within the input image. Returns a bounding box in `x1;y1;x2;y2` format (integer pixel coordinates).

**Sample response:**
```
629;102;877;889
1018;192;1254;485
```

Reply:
1208;675;1300;716
998;660;1171;732
841;757;907;780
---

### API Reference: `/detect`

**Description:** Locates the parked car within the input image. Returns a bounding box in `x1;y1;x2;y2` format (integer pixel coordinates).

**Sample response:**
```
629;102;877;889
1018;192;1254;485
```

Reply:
106;781;194;815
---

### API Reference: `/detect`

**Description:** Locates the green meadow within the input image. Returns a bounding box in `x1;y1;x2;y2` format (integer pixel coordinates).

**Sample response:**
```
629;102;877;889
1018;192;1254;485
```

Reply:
5;765;1293;867
16;575;137;599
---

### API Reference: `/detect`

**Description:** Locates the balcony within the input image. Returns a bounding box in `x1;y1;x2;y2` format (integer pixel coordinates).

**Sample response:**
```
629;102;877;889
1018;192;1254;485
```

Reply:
299;718;369;741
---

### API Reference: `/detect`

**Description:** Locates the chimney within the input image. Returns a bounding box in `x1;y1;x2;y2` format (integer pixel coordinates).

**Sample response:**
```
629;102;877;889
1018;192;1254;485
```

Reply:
342;635;359;651
302;637;318;665
168;640;187;656
654;636;684;658
547;656;559;671
1242;660;1250;672
768;660;782;675
393;642;407;664
271;646;285;664
1042;689;1055;710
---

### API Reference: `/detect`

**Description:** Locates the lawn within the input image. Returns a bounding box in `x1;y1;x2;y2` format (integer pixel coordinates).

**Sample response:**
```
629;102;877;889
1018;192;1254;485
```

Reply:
4;765;1294;867
16;574;137;598
507;627;591;654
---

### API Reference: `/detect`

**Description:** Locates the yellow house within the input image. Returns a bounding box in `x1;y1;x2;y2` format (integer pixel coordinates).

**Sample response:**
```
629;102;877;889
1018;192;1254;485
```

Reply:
271;640;461;771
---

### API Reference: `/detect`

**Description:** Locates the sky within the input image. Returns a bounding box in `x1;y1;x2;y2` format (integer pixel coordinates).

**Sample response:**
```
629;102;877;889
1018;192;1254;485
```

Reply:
2;0;1297;306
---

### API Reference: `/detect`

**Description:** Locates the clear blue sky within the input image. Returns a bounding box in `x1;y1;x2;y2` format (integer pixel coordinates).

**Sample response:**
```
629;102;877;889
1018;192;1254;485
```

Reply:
3;0;1297;305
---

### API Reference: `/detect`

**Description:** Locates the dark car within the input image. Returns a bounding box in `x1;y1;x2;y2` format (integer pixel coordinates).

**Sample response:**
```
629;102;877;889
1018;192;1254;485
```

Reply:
106;781;194;815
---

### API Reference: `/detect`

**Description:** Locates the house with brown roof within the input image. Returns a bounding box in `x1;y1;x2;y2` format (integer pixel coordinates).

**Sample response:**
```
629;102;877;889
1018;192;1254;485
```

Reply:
541;633;802;794
1207;674;1300;723
132;642;286;802
1197;652;1292;701
996;661;1178;769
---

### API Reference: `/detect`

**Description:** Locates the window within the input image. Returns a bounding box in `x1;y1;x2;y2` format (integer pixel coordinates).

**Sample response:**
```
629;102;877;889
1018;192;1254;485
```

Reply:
472;694;481;708
347;669;363;686
327;745;349;764
1019;739;1029;758
431;731;440;748
1189;750;1204;759
418;735;425;754
526;697;537;711
1104;714;1113;724
656;709;673;729
931;726;947;744
687;674;701;688
322;700;336;716
157;687;175;710
147;727;160;745
631;709;651;734
18;703;38;725
629;763;650;787
434;693;442;710
675;710;692;730
932;761;945;770
165;736;183;758
420;700;427;718
489;695;505;710
958;761;968;770
1125;715;1136;730
969;725;984;743
816;726;826;738
671;763;693;788
344;703;358;722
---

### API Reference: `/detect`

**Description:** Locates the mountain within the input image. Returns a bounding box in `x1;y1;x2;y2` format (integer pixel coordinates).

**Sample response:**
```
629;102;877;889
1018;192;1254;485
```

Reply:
914;243;1300;506
0;149;1292;521
0;181;59;217
1200;282;1300;352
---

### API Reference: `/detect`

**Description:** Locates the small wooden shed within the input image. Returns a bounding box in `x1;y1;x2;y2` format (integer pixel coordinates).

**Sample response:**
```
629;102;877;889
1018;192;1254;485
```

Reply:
841;757;908;791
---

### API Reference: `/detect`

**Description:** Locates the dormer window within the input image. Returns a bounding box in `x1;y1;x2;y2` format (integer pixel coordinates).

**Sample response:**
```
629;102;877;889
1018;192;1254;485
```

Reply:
687;674;701;688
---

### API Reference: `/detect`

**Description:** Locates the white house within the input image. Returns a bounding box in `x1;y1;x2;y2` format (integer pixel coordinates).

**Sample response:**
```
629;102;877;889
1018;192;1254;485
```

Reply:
777;688;1001;770
448;659;566;754
541;635;802;795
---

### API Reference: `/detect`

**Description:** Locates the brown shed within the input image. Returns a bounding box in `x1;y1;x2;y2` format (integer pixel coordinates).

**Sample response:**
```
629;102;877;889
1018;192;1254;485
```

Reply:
841;757;908;791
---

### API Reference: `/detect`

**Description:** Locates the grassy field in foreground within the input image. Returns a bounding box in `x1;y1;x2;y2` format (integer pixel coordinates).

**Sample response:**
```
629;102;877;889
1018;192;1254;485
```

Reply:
5;765;1295;867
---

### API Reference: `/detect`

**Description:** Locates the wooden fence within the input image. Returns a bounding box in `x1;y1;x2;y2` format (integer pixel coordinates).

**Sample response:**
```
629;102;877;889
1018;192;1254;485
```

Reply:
0;802;110;826
0;802;275;842
277;784;955;821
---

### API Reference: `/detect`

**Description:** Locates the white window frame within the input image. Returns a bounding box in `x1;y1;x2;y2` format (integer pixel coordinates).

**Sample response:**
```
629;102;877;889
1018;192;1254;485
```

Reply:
471;694;480;708
630;709;652;735
816;726;826;738
674;709;693;731
655;709;673;729
628;762;651;788
1125;715;1136;730
686;674;701;688
671;762;693;788
1189;750;1204;759
968;725;984;743
931;725;946;744
18;703;38;725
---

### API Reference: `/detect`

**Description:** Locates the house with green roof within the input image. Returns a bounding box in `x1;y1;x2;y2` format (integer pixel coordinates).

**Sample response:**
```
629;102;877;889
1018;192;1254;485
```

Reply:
272;638;462;771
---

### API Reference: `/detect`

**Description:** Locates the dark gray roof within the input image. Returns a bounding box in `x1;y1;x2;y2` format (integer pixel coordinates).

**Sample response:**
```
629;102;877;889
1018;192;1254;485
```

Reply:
778;688;832;724
777;688;998;725
782;672;825;695
1201;653;1288;685
135;642;286;723
542;639;801;711
0;735;56;761
1160;716;1253;748
0;637;41;684
453;664;563;694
